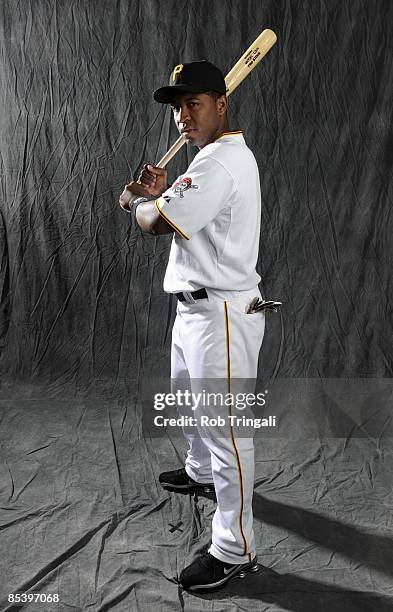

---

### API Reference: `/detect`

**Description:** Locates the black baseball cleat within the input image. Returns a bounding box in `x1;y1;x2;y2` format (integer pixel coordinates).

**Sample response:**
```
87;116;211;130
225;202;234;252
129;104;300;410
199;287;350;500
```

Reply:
179;551;259;592
159;468;215;493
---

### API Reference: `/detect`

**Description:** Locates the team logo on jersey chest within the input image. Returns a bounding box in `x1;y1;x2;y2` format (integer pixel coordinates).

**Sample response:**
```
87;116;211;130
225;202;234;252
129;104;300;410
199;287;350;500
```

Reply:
172;177;199;198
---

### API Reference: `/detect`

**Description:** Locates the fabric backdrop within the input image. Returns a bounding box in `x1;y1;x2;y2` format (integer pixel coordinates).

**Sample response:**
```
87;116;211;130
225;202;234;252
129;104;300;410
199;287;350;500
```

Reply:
0;2;393;611
0;0;392;395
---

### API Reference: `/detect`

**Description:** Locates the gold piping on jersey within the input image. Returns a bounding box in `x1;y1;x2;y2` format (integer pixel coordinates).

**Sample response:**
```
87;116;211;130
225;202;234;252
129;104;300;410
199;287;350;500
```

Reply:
154;199;190;240
214;130;243;142
224;301;250;559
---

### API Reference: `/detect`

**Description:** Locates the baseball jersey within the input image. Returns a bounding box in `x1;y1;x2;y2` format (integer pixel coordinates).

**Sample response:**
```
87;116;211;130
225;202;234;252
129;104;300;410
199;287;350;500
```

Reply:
155;131;261;293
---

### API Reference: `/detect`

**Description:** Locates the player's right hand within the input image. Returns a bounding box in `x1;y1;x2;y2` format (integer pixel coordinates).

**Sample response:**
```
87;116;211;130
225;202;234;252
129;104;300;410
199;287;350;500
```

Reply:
137;164;168;198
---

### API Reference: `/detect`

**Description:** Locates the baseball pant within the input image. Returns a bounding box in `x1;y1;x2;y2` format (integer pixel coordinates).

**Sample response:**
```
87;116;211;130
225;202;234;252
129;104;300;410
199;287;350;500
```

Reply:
171;287;265;564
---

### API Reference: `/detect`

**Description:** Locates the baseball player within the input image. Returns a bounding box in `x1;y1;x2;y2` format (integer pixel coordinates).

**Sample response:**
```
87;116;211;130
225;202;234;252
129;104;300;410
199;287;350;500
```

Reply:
119;60;268;592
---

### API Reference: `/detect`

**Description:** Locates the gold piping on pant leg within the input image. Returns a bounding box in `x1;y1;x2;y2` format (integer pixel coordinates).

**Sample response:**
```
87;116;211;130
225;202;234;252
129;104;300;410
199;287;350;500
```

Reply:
224;300;249;558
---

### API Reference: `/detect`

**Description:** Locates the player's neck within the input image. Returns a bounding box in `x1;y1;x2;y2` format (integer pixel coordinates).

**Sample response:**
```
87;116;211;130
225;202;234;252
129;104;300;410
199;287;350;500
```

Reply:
199;121;230;150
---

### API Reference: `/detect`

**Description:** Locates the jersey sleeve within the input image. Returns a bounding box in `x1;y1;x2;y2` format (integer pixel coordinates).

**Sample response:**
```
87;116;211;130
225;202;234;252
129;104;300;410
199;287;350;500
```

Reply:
155;155;235;240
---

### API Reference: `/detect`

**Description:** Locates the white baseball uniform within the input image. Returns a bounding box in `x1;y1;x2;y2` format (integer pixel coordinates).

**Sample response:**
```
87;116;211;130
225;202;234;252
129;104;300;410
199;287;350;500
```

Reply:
155;131;265;564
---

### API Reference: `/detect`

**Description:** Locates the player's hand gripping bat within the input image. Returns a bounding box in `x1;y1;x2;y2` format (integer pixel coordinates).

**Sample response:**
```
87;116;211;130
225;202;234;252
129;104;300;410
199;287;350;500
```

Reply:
120;28;277;211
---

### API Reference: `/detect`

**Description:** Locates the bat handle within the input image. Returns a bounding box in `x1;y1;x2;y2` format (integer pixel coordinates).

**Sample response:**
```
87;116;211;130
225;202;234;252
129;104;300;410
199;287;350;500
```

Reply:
120;133;187;211
156;133;187;168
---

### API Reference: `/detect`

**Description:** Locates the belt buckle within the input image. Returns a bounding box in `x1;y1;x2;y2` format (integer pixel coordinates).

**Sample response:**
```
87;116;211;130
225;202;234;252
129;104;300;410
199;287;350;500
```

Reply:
183;291;196;304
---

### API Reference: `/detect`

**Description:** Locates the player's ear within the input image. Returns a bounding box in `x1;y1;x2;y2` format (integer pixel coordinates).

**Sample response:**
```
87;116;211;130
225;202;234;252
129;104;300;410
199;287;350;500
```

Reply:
216;95;227;116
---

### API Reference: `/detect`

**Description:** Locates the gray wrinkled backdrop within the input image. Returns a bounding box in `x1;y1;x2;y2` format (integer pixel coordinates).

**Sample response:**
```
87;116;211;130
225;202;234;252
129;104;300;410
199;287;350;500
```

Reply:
0;1;392;611
0;0;392;391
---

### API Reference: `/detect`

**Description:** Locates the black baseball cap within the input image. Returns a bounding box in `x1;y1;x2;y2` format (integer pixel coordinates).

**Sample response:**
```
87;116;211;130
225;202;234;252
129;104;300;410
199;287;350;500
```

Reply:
153;60;226;104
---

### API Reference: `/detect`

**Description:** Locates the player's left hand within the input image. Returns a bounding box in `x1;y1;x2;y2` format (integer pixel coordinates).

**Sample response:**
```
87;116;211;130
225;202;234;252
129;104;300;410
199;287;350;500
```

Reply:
137;164;168;197
119;165;168;210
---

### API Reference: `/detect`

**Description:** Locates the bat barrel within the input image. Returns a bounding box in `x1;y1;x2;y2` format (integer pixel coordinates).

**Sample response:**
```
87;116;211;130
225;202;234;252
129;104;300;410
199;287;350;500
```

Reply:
225;29;277;95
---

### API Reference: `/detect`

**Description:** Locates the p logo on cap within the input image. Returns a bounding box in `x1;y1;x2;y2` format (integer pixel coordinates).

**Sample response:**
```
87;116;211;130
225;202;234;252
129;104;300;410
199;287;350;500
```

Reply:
154;60;226;104
172;64;184;82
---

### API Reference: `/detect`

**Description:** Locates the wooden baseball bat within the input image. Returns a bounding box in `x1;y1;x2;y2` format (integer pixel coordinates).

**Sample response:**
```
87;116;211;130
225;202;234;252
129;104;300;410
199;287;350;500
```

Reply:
121;28;277;210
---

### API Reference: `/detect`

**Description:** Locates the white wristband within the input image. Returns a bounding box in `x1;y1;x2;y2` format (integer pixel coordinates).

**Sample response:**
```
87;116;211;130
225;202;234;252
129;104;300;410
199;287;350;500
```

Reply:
120;196;148;213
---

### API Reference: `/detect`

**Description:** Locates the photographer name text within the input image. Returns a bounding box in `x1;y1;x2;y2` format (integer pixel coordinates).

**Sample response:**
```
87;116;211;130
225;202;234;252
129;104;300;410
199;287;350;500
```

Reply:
154;414;276;428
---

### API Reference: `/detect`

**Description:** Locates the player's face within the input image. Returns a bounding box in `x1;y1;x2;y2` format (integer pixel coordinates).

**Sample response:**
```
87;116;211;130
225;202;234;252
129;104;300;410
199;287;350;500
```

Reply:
170;92;227;149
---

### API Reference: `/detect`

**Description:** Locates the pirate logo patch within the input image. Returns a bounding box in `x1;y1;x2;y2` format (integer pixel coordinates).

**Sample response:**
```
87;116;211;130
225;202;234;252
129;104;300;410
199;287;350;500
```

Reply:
172;177;199;198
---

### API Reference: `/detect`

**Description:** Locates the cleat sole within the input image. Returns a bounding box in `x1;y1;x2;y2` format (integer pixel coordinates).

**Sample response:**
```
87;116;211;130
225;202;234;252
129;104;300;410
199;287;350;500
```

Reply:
161;483;215;493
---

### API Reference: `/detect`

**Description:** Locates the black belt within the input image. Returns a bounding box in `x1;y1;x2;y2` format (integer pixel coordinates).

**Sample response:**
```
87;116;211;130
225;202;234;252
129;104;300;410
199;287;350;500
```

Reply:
176;288;208;303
